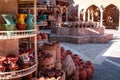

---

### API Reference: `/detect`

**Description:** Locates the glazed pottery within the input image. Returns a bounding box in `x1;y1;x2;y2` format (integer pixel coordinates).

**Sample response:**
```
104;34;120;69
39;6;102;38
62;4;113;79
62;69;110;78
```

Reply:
26;14;34;30
4;24;16;31
2;14;15;24
16;14;27;24
16;23;27;30
42;14;47;20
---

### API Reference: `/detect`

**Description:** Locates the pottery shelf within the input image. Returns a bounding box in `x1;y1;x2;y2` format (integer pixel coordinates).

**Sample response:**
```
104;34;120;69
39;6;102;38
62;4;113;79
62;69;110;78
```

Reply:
0;64;37;79
0;29;37;39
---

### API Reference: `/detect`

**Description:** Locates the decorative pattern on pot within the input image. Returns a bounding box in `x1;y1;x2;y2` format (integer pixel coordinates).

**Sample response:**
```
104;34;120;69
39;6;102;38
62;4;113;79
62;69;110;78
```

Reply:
2;14;16;31
16;14;27;30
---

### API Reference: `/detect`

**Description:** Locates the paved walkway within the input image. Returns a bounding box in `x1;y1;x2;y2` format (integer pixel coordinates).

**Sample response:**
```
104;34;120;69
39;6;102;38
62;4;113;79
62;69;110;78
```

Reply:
60;29;120;80
41;29;120;80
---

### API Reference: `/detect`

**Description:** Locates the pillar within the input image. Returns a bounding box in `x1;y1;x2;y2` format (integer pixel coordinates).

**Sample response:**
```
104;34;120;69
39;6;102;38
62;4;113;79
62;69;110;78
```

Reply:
87;10;90;21
100;9;103;27
83;10;86;21
78;5;81;21
66;10;68;22
91;13;94;22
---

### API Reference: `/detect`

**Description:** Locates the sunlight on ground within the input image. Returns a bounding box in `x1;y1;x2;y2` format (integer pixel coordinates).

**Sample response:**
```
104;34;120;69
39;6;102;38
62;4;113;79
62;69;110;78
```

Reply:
102;42;120;58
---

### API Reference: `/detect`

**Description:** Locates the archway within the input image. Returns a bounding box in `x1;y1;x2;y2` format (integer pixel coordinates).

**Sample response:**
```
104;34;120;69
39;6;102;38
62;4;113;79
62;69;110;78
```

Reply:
86;5;100;22
103;4;119;29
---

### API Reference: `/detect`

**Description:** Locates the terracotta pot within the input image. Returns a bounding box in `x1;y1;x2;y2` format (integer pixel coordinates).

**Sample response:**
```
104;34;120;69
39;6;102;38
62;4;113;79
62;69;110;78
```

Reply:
37;34;42;40
8;57;18;64
84;65;92;80
55;70;62;77
0;65;5;72
16;23;27;30
74;66;79;80
42;33;48;39
9;64;18;71
22;62;30;69
79;68;87;80
54;41;61;61
0;56;6;62
47;70;55;77
85;61;94;74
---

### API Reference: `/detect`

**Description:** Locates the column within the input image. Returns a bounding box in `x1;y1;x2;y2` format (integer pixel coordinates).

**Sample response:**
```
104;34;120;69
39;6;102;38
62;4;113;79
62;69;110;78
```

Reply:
87;10;90;21
83;10;86;21
91;13;94;22
78;5;81;21
100;9;103;27
118;11;120;31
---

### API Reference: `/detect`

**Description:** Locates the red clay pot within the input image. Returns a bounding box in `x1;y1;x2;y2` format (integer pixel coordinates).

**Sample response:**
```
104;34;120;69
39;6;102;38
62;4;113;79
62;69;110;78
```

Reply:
79;68;87;80
85;61;94;74
16;23;27;30
84;65;92;80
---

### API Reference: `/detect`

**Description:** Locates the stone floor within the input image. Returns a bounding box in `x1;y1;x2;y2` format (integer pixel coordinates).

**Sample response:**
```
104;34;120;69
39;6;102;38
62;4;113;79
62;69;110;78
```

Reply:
60;29;120;80
41;29;120;80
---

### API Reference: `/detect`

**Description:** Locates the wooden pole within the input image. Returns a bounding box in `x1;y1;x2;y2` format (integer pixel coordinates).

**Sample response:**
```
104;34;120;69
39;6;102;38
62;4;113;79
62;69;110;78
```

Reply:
34;0;38;78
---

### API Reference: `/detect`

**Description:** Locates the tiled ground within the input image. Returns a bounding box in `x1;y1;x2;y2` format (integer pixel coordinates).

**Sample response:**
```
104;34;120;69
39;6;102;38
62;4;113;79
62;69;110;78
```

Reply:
41;29;120;80
60;29;120;80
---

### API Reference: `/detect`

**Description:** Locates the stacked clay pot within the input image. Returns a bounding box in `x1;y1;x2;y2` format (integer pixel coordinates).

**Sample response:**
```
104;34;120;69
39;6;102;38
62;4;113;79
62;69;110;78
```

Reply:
38;41;64;80
60;47;94;80
36;32;48;41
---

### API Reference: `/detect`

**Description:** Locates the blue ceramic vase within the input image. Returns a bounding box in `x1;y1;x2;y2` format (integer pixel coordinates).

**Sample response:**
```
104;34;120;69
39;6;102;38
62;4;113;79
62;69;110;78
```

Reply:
2;14;16;31
26;14;34;30
2;14;15;24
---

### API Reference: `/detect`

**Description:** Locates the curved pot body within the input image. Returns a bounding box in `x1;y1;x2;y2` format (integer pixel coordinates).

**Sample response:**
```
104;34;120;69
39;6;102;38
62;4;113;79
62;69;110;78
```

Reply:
26;14;34;30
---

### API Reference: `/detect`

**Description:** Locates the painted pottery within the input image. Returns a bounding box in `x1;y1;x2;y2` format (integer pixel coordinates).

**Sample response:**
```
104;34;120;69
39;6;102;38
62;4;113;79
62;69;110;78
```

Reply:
26;14;34;30
2;14;15;24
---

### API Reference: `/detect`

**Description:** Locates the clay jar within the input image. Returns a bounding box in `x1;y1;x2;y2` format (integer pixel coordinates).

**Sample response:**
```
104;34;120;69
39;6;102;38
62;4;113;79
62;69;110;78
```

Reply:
42;42;56;61
16;23;27;30
26;14;34;30
74;66;79;80
84;65;92;80
37;34;42;41
52;41;61;61
42;57;54;70
0;56;6;72
85;61;94;74
16;14;27;24
79;67;87;80
42;33;48;40
16;14;27;30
